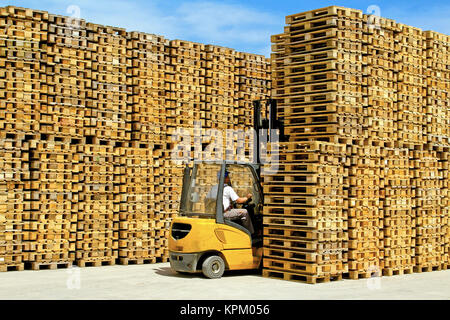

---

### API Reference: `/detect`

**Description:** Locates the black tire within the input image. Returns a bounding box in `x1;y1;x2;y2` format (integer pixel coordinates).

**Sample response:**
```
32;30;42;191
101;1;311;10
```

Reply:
202;255;225;279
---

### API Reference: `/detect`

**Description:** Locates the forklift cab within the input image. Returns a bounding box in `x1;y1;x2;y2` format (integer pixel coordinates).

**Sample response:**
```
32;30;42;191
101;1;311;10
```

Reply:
168;161;264;279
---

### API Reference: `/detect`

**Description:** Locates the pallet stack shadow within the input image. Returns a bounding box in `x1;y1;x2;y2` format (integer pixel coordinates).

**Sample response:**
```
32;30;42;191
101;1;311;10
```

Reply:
0;7;47;271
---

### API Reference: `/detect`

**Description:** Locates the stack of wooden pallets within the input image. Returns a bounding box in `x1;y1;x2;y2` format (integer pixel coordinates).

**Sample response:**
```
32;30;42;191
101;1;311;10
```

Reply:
117;143;170;264
75;23;130;267
0;5;273;272
424;31;450;270
413;150;445;272
347;145;385;278
272;7;365;145
165;40;205;225
424;31;450;149
236;52;271;128
0;6;45;134
365;17;417;277
364;16;397;147
204;45;237;131
0;6;47;272
26;137;77;270
0;132;27;272
263;141;349;284
76;141;118;267
167;40;205;130
439;152;450;268
382;148;415;276
232;52;271;163
86;23;131;141
44;14;90;139
362;20;397;277
23;13;89;271
119;32;170;264
129;32;168;144
395;24;426;149
268;5;450;283
269;6;367;283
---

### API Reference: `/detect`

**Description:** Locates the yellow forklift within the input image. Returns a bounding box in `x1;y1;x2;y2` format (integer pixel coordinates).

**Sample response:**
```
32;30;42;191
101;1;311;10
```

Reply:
168;99;284;278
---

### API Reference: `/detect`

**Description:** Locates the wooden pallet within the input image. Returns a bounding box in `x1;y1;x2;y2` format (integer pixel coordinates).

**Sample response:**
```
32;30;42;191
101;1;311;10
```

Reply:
263;226;347;242
382;267;414;277
0;263;25;272
345;269;382;280
75;258;116;268
118;257;157;265
263;268;343;284
413;264;442;273
26;261;72;271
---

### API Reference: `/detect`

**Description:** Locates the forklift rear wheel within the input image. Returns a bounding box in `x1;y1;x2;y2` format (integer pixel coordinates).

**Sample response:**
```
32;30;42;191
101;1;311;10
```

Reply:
202;255;225;279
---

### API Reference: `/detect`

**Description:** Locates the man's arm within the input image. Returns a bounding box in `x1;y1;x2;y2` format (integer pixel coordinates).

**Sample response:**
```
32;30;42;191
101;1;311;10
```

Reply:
230;188;252;204
235;197;249;204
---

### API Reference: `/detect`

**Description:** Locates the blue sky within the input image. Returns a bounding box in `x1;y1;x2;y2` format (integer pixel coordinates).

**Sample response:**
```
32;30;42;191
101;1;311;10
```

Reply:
3;0;450;56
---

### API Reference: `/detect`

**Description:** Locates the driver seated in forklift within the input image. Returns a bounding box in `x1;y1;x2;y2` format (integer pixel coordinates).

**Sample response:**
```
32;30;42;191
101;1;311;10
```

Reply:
207;171;255;235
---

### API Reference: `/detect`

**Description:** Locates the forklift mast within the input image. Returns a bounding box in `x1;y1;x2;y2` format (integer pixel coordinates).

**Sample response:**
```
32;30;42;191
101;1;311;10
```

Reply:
252;99;285;173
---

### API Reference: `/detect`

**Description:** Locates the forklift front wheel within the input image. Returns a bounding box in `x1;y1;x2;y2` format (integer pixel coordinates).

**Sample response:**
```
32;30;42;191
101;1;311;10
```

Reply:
202;255;225;279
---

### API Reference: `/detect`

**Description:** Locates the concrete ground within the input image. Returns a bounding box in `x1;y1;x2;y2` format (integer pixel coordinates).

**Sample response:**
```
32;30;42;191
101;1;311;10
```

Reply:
0;262;449;300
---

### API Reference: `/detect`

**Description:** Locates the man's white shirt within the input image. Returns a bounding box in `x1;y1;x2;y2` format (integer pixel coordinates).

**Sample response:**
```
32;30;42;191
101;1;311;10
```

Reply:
206;185;239;211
